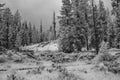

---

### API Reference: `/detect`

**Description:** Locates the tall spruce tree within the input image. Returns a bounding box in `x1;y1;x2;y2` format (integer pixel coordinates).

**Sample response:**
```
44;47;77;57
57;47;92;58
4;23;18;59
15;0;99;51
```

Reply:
71;0;87;51
52;12;56;40
111;0;120;48
98;0;108;41
32;25;38;43
9;10;21;49
72;0;91;50
90;0;102;54
59;0;74;53
0;3;5;49
13;10;21;34
106;8;115;48
28;22;32;44
15;28;22;49
3;8;13;49
40;20;43;42
24;21;30;45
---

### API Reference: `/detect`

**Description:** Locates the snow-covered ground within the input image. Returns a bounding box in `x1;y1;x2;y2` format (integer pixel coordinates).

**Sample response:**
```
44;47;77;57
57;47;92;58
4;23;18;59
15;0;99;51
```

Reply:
0;61;120;80
1;41;120;80
22;41;59;52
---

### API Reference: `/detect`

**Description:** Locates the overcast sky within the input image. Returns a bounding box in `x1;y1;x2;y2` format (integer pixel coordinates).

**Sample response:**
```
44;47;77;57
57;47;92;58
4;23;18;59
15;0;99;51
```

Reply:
0;0;111;31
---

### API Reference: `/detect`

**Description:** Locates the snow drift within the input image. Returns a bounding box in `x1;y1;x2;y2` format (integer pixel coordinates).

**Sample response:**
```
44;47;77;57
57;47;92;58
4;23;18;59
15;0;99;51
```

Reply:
22;41;59;52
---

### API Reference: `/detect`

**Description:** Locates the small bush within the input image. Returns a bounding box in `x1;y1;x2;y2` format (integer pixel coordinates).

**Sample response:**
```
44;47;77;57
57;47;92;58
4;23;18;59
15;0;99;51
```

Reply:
57;68;84;80
59;33;85;53
100;53;116;62
59;37;74;53
14;59;23;63
26;66;44;75
0;58;6;63
97;53;120;74
7;73;25;80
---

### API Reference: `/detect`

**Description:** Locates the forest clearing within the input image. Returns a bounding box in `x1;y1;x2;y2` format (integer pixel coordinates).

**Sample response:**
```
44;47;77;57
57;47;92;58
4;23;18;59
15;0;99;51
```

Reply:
1;0;120;80
0;41;120;80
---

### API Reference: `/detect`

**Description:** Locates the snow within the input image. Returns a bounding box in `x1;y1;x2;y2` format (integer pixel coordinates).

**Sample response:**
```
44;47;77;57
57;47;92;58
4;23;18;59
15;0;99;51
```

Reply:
37;42;58;52
23;41;59;52
108;48;120;55
1;61;120;80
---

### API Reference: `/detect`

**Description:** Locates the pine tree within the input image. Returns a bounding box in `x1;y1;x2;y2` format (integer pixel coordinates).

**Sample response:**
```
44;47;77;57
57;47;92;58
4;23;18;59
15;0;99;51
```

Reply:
52;11;56;40
15;29;22;49
13;10;21;33
88;0;108;54
49;26;53;41
8;10;21;49
59;0;90;52
72;0;91;50
59;0;74;53
90;0;101;54
3;8;13;49
43;31;49;41
71;0;88;51
28;22;32;44
39;20;43;42
8;23;16;49
0;3;5;49
32;25;38;43
20;21;30;46
58;0;72;37
98;0;108;41
106;8;115;48
111;0;120;48
108;23;116;48
24;21;30;45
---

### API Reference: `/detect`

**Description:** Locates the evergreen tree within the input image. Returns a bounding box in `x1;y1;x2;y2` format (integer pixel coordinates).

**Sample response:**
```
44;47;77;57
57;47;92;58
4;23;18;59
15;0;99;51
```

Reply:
59;0;90;52
8;23;16;49
43;31;49;41
9;10;21;49
15;29;22;49
111;0;120;48
39;20;43;42
32;25;38;43
58;0;74;53
98;0;108;41
71;0;87;51
58;0;72;37
49;26;53;41
89;0;108;54
3;8;13;49
0;3;5;49
20;21;30;46
106;8;116;48
52;12;56;40
24;21;30;45
28;22;32;44
13;10;21;30
90;0;101;54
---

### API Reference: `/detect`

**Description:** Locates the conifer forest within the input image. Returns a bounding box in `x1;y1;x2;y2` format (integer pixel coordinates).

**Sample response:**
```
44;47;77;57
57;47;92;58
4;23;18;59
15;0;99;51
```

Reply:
0;0;120;80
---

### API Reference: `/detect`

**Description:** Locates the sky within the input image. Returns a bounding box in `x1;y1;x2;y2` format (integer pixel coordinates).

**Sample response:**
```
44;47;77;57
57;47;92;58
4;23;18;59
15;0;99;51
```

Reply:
0;0;111;31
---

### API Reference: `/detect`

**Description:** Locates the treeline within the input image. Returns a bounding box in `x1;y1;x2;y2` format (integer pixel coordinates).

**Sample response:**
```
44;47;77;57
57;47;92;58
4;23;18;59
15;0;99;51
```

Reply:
59;0;120;53
0;4;45;50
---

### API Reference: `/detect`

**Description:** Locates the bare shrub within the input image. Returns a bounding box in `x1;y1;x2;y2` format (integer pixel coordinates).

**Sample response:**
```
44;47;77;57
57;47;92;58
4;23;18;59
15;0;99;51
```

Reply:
57;68;84;80
26;66;44;75
100;53;115;62
7;73;25;80
0;58;6;63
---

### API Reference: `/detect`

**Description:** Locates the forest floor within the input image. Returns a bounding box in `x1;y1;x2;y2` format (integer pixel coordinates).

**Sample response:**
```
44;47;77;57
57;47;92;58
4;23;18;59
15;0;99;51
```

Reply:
0;59;120;80
0;41;120;80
